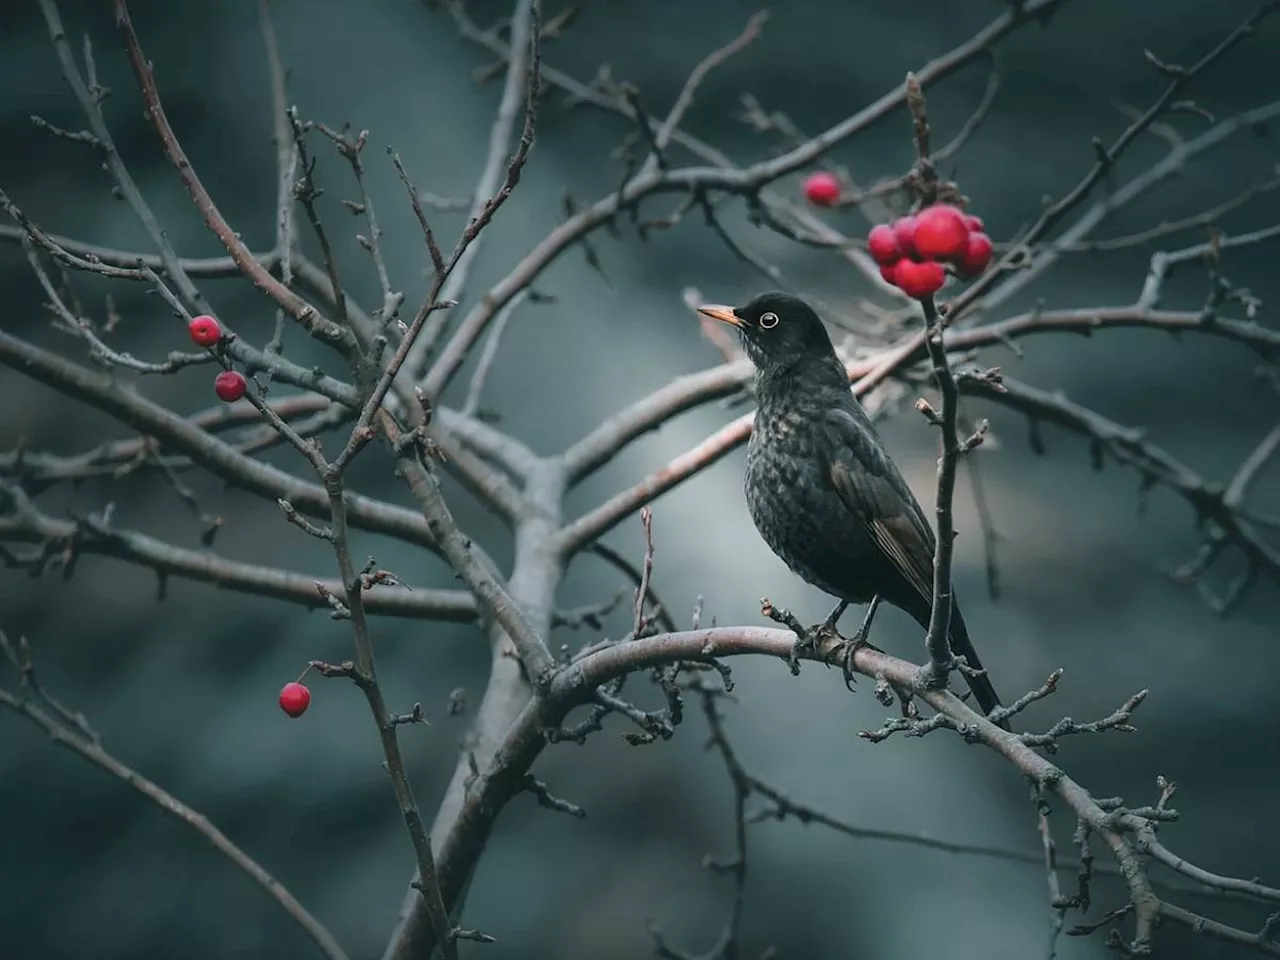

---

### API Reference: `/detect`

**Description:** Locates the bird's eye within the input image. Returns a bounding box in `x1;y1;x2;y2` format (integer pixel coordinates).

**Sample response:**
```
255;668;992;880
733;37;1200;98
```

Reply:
759;311;779;330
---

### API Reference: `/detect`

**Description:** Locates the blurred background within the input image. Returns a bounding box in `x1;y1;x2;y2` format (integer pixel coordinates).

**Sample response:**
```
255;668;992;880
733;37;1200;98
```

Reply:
2;1;1278;958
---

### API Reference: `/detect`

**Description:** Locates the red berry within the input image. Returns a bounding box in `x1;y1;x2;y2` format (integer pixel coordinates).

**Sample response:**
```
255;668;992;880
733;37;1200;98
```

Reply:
866;224;902;266
911;205;970;263
278;682;311;718
964;214;985;232
187;314;222;347
214;370;247;402
879;261;900;286
893;259;946;299
892;216;918;259
803;172;841;207
958;232;994;277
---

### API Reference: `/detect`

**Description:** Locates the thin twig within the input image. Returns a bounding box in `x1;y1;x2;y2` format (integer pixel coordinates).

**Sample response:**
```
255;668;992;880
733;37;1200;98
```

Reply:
403;0;541;381
0;663;348;960
114;0;359;357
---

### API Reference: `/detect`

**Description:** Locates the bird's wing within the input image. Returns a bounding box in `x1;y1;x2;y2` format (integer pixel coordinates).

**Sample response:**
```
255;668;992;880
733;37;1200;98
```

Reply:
821;406;936;604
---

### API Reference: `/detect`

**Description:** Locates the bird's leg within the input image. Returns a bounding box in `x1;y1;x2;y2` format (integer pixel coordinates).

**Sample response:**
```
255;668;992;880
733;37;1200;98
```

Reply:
787;599;850;673
842;595;883;691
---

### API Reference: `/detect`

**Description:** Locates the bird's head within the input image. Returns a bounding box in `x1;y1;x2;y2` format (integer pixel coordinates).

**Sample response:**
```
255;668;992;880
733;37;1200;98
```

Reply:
696;291;839;377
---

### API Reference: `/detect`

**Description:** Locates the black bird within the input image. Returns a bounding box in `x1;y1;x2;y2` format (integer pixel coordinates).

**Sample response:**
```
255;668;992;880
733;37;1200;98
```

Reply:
696;291;1005;722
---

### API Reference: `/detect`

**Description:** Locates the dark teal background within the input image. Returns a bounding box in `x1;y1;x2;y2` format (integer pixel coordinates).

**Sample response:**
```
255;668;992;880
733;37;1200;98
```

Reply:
2;2;1278;958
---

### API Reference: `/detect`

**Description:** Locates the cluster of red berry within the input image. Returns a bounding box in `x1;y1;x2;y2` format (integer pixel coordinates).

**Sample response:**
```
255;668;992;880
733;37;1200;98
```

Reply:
186;314;248;402
867;205;993;297
801;172;994;300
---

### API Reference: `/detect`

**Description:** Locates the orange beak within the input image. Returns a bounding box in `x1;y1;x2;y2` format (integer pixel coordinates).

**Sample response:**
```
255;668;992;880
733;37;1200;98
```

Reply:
695;304;743;327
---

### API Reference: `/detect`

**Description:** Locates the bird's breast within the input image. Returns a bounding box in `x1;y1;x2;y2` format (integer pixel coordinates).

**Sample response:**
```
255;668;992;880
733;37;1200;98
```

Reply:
744;409;873;601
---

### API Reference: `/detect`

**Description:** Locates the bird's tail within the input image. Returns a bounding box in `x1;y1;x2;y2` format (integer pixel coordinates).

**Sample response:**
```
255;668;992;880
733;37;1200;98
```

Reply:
948;602;1010;731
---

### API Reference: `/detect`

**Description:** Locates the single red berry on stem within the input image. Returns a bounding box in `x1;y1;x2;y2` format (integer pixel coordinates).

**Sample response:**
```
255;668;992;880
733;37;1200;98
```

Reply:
214;370;247;403
893;259;946;299
278;682;311;718
188;315;221;347
964;214;985;232
866;224;901;266
958;232;994;277
911;204;970;263
803;171;841;207
892;216;918;260
879;261;900;286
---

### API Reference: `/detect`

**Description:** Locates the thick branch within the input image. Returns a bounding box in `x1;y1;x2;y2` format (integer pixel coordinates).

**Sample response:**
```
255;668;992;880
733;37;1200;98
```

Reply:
0;330;440;552
380;412;555;682
406;623;1280;957
0;490;476;621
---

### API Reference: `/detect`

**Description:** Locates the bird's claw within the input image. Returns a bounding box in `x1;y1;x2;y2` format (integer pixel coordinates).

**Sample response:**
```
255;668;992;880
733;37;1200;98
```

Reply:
840;635;872;691
787;618;843;676
841;596;883;691
791;599;850;675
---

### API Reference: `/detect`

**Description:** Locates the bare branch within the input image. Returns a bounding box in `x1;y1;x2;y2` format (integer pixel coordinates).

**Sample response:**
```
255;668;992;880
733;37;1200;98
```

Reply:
332;0;540;474
961;374;1280;584
651;11;769;159
317;473;459;960
380;411;555;683
426;0;1068;420
916;294;965;685
0;329;441;552
0;486;476;621
403;0;541;380
460;290;526;419
0;644;349;960
113;0;359;357
259;0;298;360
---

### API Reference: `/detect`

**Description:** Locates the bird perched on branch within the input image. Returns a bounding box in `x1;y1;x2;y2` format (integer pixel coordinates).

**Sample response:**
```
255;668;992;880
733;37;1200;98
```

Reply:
696;291;1005;723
